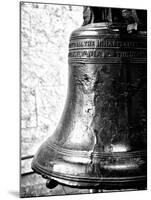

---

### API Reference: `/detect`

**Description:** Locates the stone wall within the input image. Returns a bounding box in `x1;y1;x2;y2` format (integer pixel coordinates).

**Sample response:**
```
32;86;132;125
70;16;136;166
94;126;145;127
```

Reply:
21;2;82;162
21;2;83;197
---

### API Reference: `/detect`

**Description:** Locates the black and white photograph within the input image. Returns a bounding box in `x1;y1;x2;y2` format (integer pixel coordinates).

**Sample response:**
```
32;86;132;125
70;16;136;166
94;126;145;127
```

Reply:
20;1;147;198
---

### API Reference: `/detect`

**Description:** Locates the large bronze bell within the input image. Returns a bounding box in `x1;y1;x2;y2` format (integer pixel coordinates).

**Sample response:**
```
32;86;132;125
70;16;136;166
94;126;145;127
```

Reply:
32;7;147;190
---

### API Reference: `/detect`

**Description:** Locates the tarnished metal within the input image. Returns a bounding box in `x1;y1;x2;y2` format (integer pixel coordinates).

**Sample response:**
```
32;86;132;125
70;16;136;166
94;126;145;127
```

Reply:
32;8;147;190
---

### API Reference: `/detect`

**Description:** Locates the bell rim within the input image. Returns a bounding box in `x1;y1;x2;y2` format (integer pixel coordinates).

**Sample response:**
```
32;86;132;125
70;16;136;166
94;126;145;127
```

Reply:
31;140;147;188
32;160;147;189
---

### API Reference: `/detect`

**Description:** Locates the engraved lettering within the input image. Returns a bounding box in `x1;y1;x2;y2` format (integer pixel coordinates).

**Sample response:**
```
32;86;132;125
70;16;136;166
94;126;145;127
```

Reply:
69;49;146;58
69;39;144;49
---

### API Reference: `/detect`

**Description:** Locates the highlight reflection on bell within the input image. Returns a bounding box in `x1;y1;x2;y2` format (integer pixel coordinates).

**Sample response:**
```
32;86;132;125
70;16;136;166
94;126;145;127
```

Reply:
32;7;147;190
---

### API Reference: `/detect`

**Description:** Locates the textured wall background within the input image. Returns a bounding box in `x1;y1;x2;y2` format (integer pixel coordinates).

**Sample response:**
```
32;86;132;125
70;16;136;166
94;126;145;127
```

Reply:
21;2;83;197
21;2;82;162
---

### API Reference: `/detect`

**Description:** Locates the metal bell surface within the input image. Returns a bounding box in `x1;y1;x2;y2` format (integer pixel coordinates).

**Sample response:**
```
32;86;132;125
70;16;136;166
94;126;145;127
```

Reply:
32;8;147;190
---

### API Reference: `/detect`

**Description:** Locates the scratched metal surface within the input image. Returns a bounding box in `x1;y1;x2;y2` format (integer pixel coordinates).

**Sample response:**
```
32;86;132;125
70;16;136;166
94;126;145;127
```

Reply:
32;22;147;189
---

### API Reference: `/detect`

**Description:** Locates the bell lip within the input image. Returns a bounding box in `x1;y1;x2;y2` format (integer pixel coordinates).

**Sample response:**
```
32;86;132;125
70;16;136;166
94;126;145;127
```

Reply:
31;147;147;183
31;142;147;181
32;160;147;189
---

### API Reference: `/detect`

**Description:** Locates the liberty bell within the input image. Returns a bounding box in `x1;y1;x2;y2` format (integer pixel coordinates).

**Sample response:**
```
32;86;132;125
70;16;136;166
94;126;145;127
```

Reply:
32;7;147;190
